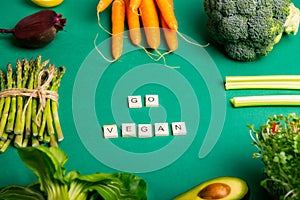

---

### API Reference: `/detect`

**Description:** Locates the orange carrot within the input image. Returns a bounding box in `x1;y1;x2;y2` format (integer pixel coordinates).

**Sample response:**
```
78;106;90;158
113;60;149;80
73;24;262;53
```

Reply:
158;0;177;51
129;0;142;14
156;0;208;49
139;0;160;49
125;0;142;46
155;0;178;30
97;0;114;35
97;0;113;13
161;16;178;51
111;0;126;60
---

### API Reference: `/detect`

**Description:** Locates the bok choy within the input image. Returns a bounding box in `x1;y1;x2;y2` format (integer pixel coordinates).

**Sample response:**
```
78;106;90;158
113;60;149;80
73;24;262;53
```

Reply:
0;146;147;200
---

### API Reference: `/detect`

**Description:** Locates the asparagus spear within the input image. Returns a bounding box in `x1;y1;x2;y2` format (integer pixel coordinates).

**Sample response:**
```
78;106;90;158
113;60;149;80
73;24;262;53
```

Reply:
31;56;45;136
0;64;13;139
37;63;55;142
14;59;28;147
5;76;16;133
24;59;35;140
21;58;30;88
45;65;57;137
50;134;58;147
38;97;50;142
0;71;5;117
51;66;66;142
43;130;51;144
31;135;40;147
0;137;13;153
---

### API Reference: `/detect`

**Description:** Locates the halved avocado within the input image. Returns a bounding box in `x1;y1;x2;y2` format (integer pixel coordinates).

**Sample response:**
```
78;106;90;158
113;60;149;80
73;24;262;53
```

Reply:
173;176;250;200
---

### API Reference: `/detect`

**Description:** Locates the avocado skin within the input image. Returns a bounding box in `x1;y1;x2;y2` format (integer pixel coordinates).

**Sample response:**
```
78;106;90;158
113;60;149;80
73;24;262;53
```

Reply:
173;176;250;200
242;185;250;200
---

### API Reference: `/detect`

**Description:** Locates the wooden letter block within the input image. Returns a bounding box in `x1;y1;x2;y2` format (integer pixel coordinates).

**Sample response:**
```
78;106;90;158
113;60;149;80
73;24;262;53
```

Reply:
171;122;187;136
128;96;142;108
121;123;136;137
154;123;169;136
103;124;118;138
138;124;153;138
145;95;159;107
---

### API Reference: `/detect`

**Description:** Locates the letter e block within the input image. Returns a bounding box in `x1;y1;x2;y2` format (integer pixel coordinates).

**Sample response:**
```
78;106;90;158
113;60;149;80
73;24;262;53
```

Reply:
121;123;136;137
128;96;142;108
103;124;118;138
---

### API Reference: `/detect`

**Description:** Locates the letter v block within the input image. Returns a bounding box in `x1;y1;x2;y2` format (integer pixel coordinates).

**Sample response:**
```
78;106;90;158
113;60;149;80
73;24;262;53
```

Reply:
103;124;118;138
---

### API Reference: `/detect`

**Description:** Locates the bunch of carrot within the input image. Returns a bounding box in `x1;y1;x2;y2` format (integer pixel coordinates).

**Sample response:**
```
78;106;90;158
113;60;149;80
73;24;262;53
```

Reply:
96;0;179;61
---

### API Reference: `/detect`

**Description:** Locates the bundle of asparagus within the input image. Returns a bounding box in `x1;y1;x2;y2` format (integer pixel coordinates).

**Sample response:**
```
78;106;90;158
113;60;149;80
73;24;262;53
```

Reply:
0;55;65;153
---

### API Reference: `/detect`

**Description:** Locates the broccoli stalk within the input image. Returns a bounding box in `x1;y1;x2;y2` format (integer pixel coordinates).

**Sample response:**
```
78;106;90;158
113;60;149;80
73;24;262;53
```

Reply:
204;0;300;61
284;3;300;34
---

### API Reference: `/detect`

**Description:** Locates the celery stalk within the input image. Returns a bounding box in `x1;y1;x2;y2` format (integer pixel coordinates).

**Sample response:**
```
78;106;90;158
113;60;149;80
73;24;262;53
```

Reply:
226;75;300;82
225;75;300;90
230;95;300;107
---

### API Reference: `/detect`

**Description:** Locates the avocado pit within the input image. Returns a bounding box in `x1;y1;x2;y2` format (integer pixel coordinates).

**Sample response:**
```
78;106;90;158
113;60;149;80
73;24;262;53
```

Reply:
198;183;231;199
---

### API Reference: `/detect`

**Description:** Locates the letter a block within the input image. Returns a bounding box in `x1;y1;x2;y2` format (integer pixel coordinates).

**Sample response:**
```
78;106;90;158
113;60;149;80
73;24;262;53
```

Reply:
154;123;169;136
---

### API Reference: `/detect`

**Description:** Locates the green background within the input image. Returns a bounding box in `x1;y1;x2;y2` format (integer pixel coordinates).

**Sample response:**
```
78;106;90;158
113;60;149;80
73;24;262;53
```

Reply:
1;0;300;199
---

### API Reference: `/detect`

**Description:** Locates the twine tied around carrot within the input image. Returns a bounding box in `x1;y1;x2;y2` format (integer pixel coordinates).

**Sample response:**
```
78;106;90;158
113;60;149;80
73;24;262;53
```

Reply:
0;69;58;125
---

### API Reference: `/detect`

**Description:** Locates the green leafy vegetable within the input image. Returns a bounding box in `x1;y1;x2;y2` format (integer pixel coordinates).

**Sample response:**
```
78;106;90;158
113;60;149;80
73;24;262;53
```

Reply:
204;0;300;61
249;113;300;199
18;146;69;200
0;185;45;200
0;146;147;200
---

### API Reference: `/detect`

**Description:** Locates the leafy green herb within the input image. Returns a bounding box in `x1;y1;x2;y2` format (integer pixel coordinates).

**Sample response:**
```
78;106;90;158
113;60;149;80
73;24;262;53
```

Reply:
0;146;147;200
249;113;300;200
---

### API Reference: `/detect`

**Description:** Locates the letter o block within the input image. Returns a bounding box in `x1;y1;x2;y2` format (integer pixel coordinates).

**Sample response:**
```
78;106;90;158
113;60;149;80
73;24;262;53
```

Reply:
145;95;159;107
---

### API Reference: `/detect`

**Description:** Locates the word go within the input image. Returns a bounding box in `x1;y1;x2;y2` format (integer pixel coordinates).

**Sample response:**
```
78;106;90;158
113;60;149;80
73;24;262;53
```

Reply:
128;95;159;108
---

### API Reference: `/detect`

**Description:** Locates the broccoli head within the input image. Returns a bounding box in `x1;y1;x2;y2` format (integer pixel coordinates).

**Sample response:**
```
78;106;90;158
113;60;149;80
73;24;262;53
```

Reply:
204;0;300;61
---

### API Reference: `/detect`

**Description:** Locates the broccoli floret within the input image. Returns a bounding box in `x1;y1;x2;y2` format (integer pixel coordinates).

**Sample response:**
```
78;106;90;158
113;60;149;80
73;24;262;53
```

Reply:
225;42;257;61
218;15;248;42
204;0;300;61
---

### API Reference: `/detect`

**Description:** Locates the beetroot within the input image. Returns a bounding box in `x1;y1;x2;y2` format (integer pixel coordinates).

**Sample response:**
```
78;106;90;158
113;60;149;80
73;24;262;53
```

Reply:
0;10;66;48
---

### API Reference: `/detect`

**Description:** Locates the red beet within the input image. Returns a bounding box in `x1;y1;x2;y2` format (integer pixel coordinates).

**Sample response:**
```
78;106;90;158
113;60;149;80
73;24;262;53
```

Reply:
0;10;66;48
